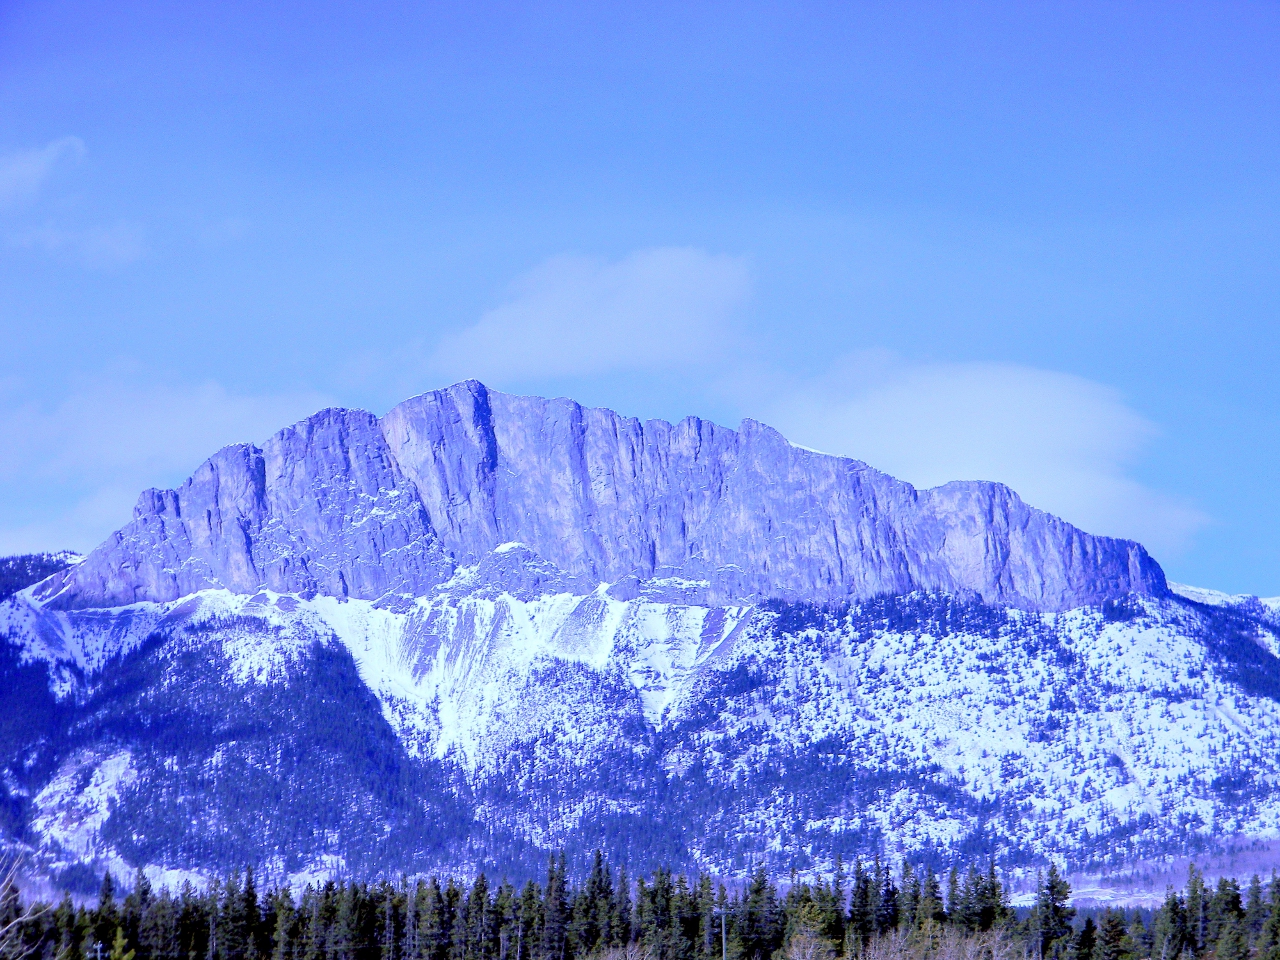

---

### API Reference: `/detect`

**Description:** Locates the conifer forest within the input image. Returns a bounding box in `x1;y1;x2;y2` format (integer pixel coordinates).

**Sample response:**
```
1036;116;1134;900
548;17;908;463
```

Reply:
4;855;1280;960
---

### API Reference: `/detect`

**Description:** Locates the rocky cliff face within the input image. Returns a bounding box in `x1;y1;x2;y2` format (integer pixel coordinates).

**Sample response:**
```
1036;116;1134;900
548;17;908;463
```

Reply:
42;380;1165;612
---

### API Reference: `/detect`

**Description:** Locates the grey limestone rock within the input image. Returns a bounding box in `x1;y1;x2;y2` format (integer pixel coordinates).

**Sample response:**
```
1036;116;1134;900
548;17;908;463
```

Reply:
42;408;453;608
45;380;1166;612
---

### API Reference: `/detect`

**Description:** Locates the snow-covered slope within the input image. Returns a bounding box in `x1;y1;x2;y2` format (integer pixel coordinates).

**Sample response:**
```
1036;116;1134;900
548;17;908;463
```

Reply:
1171;582;1280;635
3;549;1279;887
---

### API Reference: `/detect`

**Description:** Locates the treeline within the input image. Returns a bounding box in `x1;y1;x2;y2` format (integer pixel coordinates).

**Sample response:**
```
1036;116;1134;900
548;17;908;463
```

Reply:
3;857;1280;960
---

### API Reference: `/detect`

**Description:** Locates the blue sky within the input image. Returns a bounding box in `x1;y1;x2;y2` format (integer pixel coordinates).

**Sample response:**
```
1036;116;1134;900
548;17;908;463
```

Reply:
1;1;1277;594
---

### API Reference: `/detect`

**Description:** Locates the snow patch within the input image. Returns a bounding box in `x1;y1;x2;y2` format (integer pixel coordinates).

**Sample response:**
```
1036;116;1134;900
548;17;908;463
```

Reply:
1170;582;1256;608
788;440;833;456
33;750;137;861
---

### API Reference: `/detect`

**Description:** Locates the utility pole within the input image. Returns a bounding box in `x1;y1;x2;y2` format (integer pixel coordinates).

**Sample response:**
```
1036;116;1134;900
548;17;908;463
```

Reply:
712;907;728;960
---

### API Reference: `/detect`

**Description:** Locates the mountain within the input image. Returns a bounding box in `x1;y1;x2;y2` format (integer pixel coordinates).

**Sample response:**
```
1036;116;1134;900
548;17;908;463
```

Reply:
0;552;80;603
1;381;1277;892
43;380;1163;613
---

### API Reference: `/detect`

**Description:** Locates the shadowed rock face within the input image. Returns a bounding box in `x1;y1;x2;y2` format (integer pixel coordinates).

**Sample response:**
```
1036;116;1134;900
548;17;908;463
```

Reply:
43;380;1166;612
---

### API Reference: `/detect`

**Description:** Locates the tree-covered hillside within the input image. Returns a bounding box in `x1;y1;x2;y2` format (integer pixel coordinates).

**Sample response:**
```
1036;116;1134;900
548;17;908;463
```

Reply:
0;554;77;603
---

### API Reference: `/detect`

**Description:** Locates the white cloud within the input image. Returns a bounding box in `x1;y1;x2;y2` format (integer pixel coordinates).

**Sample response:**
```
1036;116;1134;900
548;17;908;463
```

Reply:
423;247;1204;559
6;222;147;267
0;137;84;208
759;353;1207;556
0;248;1205;563
430;247;750;383
0;138;146;269
0;378;331;554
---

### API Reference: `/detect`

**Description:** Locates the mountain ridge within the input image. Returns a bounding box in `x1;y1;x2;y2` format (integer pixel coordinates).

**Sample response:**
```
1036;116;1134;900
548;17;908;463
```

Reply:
41;379;1165;614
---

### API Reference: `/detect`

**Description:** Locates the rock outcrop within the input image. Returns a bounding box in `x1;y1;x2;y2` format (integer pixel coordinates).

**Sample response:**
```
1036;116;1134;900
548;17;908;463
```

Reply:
42;380;1166;612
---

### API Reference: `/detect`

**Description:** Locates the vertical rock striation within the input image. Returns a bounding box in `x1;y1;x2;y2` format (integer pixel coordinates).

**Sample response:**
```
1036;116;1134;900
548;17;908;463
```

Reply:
44;380;1166;612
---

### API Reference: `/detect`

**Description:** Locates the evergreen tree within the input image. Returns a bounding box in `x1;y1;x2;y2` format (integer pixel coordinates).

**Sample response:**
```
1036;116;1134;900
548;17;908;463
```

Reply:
1073;918;1097;960
96;873;120;953
1130;910;1152;960
178;881;207;960
872;863;897;937
1246;876;1267;941
612;868;632;949
243;870;261;960
951;867;979;935
977;861;1009;933
738;869;782;960
1032;865;1074;960
207;880;223;960
328;883;358;960
810;873;844;952
1097;910;1133;960
671;874;700;960
567;852;607;957
465;875;494;960
1150;889;1186;960
1206;879;1243;949
916;870;945;930
379;885;398;960
418;880;447;960
637;868;671;960
835;869;849;953
111;927;137;960
694;875;717;960
1215;918;1249;960
140;890;180;960
515;882;540;960
946;870;960;928
491;883;515;960
403;884;419;960
846;860;874;952
1186;867;1207;956
896;865;918;934
269;890;296;960
20;851;1280;960
782;882;821;949
220;873;247;960
540;856;567;960
908;867;945;954
1259;880;1280;960
298;884;326;960
53;895;82;960
123;869;153;955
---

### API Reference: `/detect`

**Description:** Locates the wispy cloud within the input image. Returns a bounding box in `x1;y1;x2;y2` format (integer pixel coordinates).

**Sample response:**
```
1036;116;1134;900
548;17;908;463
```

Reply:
0;136;84;208
0;377;332;554
430;247;751;382
428;247;1206;559
757;353;1207;557
0;137;148;268
7;221;147;267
